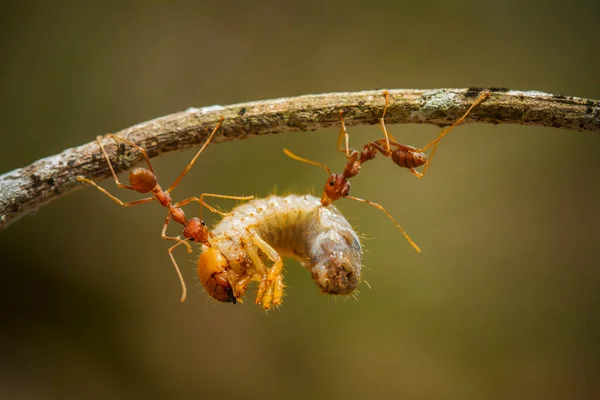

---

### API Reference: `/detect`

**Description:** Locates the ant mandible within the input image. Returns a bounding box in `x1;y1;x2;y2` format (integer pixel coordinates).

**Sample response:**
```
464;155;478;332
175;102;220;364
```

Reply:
76;116;253;302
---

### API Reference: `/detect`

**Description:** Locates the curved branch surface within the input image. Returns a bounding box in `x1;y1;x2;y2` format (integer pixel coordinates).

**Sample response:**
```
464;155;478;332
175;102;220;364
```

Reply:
1;88;599;231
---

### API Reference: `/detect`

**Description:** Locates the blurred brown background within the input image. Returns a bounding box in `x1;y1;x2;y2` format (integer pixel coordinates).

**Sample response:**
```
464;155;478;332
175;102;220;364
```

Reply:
1;1;599;399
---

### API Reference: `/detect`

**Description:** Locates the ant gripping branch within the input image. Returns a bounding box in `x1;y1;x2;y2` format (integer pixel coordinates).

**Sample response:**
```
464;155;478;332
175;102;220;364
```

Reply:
284;90;490;253
76;116;253;303
337;90;491;178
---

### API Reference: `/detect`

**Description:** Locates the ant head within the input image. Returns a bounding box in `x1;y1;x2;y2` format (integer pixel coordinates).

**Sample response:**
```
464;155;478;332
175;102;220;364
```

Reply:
129;167;157;193
322;173;350;205
183;217;210;245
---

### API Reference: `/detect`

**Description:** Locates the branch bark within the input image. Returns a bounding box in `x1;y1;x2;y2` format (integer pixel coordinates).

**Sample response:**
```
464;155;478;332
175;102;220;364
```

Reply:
1;88;599;231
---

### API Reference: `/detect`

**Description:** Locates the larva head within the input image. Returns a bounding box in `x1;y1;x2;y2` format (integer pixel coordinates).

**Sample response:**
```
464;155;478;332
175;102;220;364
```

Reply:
322;173;351;206
309;208;362;295
198;247;237;304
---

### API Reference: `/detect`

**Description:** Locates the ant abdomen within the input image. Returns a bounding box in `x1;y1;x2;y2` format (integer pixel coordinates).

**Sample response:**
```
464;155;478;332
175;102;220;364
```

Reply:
129;167;157;193
391;149;427;170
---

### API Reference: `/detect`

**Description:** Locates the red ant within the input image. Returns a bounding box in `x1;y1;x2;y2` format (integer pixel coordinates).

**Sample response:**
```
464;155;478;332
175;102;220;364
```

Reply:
76;116;253;302
338;90;491;178
283;143;421;252
283;90;491;252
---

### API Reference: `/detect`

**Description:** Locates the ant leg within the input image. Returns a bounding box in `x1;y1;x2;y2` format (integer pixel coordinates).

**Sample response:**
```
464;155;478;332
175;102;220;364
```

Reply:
378;91;398;152
337;110;351;158
420;90;490;152
175;193;254;220
417;142;441;178
409;169;424;179
160;213;192;302
166;240;190;303
367;139;393;157
77;133;160;204
102;134;157;180
161;213;192;253
345;195;421;253
76;176;155;206
248;228;284;309
167;116;224;193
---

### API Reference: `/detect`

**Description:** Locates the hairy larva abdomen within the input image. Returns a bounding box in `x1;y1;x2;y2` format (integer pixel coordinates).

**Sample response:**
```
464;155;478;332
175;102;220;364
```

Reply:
198;194;362;309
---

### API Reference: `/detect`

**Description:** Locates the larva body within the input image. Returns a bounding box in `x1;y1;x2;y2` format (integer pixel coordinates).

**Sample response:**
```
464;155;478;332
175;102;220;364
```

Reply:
198;194;362;309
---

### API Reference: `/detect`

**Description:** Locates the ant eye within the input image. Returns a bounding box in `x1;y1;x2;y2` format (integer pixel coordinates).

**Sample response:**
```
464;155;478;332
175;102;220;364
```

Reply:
329;180;335;186
201;221;206;226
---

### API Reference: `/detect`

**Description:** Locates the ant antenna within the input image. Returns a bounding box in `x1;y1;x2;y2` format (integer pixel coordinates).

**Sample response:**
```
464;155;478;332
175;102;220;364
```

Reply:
345;195;421;253
283;148;332;176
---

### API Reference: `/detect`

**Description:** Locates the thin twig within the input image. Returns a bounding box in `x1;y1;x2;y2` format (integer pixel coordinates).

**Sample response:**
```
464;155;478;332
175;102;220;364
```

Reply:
1;88;599;231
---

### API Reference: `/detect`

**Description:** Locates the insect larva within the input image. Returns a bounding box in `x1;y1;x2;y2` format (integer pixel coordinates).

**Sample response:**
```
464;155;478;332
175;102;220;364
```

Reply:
197;194;363;310
76;116;253;302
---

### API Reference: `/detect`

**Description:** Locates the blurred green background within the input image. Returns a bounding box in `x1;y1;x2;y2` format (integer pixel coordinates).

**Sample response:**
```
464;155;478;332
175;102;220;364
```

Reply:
1;1;599;399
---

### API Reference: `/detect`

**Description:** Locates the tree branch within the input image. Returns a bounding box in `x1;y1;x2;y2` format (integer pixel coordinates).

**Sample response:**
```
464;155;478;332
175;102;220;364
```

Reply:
1;87;599;231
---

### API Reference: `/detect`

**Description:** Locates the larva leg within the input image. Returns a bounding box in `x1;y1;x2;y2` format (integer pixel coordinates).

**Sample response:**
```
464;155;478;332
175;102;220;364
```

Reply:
273;274;284;307
232;275;252;303
248;229;285;309
245;244;271;307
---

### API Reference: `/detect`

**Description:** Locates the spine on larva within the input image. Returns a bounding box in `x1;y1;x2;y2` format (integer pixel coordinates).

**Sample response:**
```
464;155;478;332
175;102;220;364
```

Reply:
197;194;362;309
